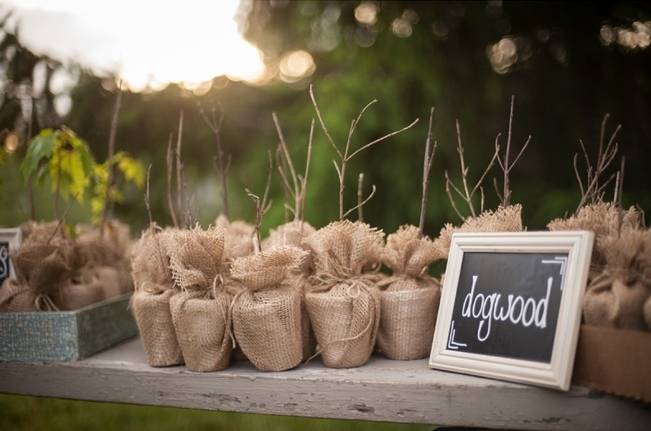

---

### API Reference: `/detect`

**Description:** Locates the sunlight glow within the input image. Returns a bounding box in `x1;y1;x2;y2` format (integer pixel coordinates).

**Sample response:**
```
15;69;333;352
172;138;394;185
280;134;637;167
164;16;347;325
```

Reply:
5;0;266;92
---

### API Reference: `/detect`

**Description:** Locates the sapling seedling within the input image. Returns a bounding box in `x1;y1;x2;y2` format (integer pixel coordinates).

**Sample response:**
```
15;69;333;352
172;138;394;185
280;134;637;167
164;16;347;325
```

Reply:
309;84;418;220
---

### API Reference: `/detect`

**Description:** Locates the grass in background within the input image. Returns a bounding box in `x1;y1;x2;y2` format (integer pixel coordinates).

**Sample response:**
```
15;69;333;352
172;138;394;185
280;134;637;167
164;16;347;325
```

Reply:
0;395;433;431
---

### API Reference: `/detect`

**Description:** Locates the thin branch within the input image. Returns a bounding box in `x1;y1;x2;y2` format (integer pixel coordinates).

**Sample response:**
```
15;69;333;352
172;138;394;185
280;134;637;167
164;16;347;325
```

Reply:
166;133;179;227
419;107;437;237
175;110;184;227
494;95;530;207
344;183;376;219
272;112;299;195
309;84;342;159
247;151;273;254
199;101;230;218
101;83;122;232
445;172;465;221
300;118;315;221
346;118;419;161
144;164;153;225
357;173;365;222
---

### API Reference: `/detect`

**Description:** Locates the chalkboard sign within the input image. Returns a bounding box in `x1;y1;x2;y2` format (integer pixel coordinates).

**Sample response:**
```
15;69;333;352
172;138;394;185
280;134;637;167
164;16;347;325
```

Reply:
0;229;22;287
429;231;594;391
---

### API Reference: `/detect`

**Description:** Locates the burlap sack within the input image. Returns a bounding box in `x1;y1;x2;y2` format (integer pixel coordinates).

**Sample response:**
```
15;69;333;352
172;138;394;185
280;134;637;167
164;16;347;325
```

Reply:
230;246;307;371
0;222;74;312
263;220;317;358
216;215;254;261
168;226;233;372
434;204;523;256
0;279;38;312
582;228;651;330
304;220;384;368
52;279;105;310
378;225;445;360
76;265;128;299
130;226;183;366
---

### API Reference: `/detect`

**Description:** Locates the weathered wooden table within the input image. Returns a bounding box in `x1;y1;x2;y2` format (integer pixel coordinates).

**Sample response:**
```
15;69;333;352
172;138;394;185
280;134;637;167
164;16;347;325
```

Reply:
1;337;649;430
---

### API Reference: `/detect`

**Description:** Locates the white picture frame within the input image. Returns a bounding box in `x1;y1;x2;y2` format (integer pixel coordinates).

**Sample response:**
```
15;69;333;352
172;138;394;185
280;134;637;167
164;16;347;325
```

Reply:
0;228;23;283
429;231;594;391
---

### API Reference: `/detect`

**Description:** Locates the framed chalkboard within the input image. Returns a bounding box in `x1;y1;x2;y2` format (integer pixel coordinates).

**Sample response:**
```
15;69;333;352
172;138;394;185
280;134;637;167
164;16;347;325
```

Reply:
0;229;22;287
429;231;594;390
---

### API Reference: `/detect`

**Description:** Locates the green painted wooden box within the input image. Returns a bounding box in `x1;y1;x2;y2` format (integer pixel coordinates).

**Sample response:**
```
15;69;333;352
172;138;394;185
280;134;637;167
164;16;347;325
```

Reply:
0;294;137;362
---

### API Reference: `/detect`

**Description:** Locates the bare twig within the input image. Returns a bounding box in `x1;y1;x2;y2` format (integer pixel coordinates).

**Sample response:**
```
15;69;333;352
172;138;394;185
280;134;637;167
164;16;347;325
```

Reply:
199;101;230;218
344;182;376;220
247;151;273;253
357;173;365;222
493;96;531;207
144;164;153;225
445;120;500;220
27;97;35;220
309;84;419;220
418;107;437;237
175;110;184;227
166;133;179;227
101;83;122;233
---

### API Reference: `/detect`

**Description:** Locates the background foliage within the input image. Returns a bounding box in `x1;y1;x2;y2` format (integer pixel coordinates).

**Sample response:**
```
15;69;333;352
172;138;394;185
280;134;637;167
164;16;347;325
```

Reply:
1;1;650;236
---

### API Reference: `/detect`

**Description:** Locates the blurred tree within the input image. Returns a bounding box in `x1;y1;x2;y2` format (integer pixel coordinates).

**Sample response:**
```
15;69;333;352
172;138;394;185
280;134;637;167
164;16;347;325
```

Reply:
1;1;650;237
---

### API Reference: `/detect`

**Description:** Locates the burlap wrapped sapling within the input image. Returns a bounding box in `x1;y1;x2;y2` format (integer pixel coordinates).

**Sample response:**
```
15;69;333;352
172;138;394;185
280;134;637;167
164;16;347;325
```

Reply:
582;227;651;330
74;220;133;298
168;226;234;372
304;220;384;368
130;226;183;366
0;222;75;312
263;221;317;359
230;246;308;371
378;225;446;360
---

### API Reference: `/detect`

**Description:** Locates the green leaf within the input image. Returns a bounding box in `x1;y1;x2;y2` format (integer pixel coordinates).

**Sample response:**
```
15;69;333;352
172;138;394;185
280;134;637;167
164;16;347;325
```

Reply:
21;129;55;180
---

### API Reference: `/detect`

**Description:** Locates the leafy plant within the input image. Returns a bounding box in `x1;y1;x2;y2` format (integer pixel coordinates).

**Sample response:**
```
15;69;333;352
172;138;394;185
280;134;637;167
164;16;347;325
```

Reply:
20;126;145;222
90;151;145;221
21;127;94;217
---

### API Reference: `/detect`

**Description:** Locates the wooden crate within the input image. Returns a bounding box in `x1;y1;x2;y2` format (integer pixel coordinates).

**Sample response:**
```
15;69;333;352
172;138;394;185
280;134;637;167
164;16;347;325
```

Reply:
0;294;137;362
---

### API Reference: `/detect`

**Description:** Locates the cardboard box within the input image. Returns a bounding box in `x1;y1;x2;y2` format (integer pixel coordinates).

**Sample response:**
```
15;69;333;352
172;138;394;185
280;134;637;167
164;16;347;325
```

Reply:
572;324;651;403
0;294;137;362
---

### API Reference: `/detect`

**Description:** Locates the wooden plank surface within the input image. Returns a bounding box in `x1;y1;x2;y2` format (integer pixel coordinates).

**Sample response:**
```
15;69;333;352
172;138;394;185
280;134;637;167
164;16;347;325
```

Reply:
1;338;649;430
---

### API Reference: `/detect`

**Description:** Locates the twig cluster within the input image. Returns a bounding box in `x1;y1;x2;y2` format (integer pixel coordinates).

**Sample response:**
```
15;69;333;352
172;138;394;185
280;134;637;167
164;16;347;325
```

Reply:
573;114;621;211
445;120;499;220
272;112;314;222
309;84;418;220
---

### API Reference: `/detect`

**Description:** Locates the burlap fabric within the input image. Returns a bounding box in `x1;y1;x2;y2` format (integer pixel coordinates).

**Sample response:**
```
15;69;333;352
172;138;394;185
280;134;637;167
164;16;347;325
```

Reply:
130;226;183;366
583;228;651;330
263;220;317;358
230;246;307;371
0;222;74;312
304;220;384;368
548;203;642;267
74;220;133;299
434;204;523;256
378;225;444;360
263;220;316;273
216;215;255;261
168;226;233;372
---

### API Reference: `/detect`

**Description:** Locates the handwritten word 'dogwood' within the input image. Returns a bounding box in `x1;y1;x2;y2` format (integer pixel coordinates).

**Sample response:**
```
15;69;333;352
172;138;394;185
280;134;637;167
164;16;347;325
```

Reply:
461;275;552;342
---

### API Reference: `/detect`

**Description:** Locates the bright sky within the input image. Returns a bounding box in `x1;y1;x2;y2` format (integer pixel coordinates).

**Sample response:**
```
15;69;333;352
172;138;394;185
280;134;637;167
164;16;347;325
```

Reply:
3;0;266;91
